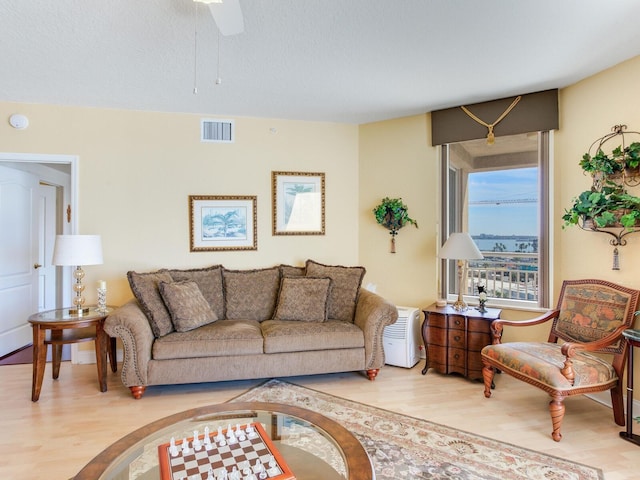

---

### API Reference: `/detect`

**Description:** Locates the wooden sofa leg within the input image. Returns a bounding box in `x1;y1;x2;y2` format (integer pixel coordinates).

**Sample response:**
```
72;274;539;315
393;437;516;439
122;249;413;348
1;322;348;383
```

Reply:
130;386;146;399
366;369;379;381
549;395;565;442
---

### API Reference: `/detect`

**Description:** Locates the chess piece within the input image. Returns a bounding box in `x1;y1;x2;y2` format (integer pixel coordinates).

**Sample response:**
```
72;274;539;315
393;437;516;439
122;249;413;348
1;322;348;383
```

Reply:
169;437;179;457
216;426;225;443
229;466;240;480
181;437;190;455
193;430;202;451
236;424;246;442
206;466;214;480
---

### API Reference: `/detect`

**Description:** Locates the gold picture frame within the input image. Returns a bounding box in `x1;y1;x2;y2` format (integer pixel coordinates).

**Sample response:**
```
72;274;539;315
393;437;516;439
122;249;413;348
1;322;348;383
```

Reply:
189;195;257;251
272;171;325;235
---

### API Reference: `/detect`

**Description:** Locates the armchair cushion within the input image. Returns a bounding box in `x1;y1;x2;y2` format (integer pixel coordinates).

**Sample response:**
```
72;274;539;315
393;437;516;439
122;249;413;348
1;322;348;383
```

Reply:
482;342;617;391
273;276;332;322
159;280;218;333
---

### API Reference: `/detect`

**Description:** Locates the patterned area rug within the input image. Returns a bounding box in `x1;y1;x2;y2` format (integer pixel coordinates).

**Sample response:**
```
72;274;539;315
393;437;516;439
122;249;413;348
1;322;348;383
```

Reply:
231;379;603;480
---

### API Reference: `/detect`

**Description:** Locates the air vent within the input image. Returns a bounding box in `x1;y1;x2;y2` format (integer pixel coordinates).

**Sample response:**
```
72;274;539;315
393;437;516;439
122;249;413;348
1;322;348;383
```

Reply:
201;119;234;143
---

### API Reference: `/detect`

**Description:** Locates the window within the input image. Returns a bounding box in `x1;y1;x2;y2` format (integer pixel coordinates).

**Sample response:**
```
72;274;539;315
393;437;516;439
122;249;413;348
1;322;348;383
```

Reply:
440;132;551;309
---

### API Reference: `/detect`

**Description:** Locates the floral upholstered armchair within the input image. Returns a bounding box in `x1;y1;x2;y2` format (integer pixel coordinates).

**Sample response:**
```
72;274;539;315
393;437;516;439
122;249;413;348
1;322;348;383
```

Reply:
481;279;640;441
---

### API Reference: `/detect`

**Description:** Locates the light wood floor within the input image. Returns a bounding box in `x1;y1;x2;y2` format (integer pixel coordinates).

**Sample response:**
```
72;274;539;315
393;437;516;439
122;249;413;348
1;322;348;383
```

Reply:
1;360;639;479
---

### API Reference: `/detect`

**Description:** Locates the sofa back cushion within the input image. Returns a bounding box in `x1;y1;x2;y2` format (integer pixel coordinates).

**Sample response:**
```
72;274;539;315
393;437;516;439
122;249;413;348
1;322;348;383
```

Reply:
167;265;225;319
127;270;174;337
223;267;281;321
159;280;218;332
273;276;332;322
305;259;366;322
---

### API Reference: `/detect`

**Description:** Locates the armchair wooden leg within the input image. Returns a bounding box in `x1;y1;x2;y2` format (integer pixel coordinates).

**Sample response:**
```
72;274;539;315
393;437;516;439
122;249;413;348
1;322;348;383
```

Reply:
366;369;379;381
549;395;565;442
610;383;626;426
482;364;494;398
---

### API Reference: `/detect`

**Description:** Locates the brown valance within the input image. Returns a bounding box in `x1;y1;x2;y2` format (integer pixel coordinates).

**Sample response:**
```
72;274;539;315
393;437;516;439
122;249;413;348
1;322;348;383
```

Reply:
431;89;558;146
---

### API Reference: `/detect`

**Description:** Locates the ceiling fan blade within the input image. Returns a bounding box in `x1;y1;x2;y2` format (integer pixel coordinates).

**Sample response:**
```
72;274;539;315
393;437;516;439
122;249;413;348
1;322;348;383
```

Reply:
208;0;244;36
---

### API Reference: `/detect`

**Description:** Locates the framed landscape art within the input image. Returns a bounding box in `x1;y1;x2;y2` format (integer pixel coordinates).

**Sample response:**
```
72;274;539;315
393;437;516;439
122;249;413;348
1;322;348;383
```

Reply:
272;171;325;235
189;195;257;251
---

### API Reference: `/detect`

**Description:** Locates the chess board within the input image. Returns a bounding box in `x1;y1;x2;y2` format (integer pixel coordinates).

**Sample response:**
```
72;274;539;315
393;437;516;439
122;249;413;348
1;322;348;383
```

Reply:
158;422;296;480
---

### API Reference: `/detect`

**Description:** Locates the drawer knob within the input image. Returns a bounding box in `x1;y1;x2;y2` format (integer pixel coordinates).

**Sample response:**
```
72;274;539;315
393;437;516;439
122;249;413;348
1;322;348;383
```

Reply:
454;335;461;342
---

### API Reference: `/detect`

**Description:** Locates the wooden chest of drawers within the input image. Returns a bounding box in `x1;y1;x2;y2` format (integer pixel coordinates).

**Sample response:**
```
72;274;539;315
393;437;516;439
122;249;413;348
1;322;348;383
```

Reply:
421;304;501;381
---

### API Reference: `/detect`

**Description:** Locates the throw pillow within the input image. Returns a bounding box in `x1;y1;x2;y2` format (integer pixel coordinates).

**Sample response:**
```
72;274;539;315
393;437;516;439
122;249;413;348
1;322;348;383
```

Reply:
305;259;366;322
223;267;281;321
167;265;225;319
158;281;218;332
273;276;332;322
127;270;174;337
279;264;306;277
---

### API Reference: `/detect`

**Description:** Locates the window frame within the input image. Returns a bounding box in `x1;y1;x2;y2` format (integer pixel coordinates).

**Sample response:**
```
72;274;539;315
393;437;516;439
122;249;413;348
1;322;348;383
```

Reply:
439;131;552;310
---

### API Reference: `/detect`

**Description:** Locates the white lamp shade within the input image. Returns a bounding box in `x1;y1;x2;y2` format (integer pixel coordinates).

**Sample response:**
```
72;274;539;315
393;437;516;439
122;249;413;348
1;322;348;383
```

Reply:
439;232;483;260
52;235;103;266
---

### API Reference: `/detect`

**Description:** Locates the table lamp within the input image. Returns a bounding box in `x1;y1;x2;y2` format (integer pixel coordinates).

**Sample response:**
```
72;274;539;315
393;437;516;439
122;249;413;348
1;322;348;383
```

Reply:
439;232;483;311
52;234;103;315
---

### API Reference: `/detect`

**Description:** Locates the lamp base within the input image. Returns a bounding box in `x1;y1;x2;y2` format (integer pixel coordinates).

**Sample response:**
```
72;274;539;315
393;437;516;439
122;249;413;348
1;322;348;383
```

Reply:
68;307;90;316
451;300;468;312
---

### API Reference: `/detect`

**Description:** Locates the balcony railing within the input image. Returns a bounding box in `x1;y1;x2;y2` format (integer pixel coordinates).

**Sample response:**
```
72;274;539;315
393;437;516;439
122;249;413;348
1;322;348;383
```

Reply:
466;251;539;302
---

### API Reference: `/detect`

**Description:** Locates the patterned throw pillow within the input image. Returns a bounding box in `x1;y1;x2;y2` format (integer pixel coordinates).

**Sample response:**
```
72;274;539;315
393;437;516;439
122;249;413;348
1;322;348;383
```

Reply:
158;281;218;332
305;260;366;322
127;270;174;337
167;265;225;320
273;276;332;322
223;267;281;321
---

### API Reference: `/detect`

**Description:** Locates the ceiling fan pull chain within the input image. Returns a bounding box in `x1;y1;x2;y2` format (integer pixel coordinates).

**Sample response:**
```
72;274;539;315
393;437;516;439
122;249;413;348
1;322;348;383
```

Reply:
460;95;522;145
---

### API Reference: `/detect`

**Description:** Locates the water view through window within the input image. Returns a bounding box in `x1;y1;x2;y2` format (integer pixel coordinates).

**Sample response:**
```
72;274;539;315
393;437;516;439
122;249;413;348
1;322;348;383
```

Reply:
467;167;539;302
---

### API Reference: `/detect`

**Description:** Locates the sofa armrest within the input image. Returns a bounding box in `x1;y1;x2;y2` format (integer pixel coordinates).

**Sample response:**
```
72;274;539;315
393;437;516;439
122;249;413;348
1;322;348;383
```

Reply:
104;299;154;387
354;289;398;369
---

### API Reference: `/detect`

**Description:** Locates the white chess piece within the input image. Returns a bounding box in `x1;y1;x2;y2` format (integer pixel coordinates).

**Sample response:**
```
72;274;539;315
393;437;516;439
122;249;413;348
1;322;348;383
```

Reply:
193;430;202;451
216;426;225;443
206;466;214;480
181;437;190;455
169;437;179;457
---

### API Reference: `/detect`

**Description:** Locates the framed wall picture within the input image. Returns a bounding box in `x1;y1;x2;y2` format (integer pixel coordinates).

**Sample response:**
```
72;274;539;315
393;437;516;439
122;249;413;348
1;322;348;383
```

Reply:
272;171;325;235
189;195;257;251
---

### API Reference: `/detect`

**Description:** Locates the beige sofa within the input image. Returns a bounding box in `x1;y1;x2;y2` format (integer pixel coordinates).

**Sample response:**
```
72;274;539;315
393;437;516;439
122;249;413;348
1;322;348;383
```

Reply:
104;260;398;398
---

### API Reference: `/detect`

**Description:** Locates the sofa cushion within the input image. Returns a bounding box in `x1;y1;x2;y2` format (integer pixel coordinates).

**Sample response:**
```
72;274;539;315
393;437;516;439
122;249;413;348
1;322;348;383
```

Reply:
305;260;366;322
158;280;218;332
167;265;225;319
273;276;332;322
223;267;281;321
279;264;306;277
261;319;365;354
127;270;174;337
152;320;264;360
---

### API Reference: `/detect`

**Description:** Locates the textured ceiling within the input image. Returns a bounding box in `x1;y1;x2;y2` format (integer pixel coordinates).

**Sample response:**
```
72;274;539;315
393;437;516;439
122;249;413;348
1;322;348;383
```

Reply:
2;0;640;124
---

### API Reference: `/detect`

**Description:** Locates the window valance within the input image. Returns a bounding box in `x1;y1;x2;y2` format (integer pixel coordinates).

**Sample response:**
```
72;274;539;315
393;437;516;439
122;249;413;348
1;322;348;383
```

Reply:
430;89;558;146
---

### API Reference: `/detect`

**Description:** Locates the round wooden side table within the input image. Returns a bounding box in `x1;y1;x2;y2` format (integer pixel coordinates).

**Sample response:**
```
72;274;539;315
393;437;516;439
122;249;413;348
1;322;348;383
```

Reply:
28;306;117;402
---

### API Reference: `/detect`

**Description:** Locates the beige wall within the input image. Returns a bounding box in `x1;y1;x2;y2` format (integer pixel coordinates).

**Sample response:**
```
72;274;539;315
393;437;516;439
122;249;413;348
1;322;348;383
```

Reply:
0;103;359;307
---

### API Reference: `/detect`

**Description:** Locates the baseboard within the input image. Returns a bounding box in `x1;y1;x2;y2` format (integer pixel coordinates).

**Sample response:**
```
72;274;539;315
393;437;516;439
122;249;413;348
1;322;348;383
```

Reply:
586;390;640;421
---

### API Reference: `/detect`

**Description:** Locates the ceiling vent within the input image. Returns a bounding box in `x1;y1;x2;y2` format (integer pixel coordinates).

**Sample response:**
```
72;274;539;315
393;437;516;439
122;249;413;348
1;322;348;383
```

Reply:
201;118;234;143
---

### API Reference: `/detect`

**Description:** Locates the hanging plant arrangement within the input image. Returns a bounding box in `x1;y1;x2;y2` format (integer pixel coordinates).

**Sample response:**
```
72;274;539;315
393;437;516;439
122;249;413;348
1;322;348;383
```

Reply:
373;197;418;253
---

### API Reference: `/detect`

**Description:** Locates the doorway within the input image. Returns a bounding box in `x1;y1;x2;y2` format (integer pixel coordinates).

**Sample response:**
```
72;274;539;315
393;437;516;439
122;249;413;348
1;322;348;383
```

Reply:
0;153;77;358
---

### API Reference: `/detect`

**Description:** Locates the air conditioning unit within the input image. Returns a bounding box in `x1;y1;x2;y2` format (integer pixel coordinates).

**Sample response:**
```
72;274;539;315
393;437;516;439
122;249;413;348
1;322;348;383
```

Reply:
383;306;421;368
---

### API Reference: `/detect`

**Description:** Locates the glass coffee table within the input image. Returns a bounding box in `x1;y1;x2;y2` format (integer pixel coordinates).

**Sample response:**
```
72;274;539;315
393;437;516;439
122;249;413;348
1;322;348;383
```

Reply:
74;402;374;480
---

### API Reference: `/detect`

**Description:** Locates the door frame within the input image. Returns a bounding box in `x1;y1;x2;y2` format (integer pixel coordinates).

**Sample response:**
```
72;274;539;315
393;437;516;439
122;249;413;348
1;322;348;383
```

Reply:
0;152;79;359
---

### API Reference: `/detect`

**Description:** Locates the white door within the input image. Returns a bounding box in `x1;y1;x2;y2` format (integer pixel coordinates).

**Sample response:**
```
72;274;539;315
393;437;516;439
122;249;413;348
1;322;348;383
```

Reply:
38;183;57;311
0;165;39;357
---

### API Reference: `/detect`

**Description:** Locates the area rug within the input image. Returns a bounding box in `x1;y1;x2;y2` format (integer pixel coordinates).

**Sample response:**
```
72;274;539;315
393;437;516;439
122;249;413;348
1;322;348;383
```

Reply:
231;379;603;480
